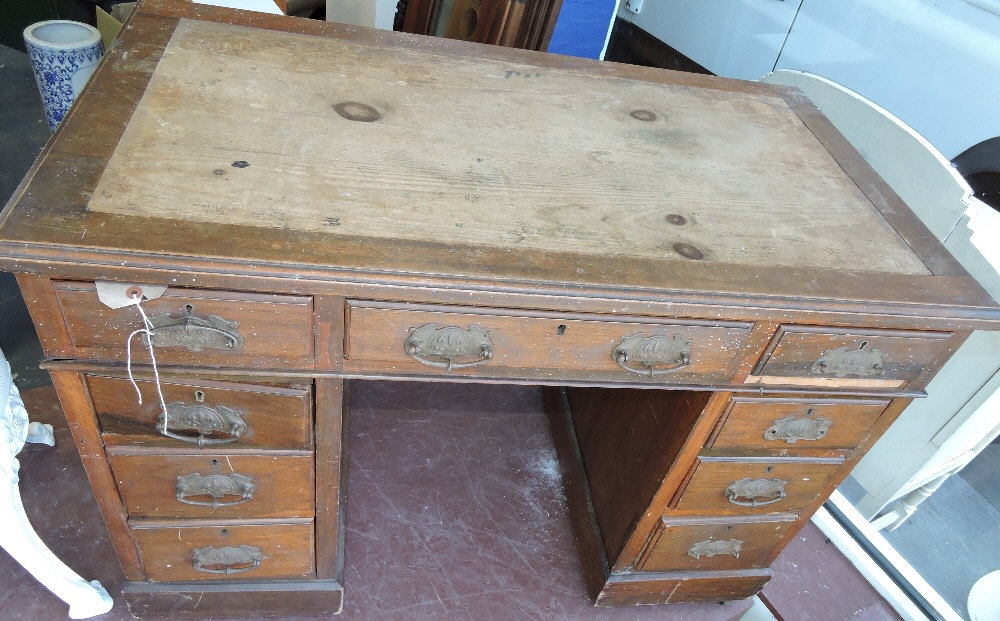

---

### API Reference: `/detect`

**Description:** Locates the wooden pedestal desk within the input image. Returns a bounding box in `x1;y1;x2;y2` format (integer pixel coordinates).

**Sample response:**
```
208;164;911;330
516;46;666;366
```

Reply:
2;1;998;616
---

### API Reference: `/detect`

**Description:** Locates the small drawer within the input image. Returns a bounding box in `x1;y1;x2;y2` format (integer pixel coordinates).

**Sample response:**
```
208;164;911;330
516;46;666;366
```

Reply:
747;325;953;389
708;397;889;453
52;281;314;368
345;301;752;385
132;522;314;582
109;453;314;519
88;374;312;450
641;517;797;572
671;458;842;515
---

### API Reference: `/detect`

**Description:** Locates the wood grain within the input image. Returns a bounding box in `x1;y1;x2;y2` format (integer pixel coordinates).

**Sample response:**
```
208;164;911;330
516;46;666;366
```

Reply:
88;19;928;276
641;517;797;572
87;373;313;450
345;301;752;384
108;452;315;519
707;397;889;453
670;458;843;515
130;521;314;581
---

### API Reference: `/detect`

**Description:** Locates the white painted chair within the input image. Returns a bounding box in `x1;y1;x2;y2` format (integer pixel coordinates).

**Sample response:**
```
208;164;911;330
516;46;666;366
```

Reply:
760;69;1000;529
0;348;114;619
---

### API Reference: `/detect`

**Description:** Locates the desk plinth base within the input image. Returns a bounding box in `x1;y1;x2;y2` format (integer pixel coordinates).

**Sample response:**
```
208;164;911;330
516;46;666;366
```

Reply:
593;569;772;607
123;579;344;618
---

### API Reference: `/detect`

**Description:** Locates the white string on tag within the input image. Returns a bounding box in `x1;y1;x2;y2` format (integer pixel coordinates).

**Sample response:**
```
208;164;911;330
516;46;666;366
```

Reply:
125;293;170;432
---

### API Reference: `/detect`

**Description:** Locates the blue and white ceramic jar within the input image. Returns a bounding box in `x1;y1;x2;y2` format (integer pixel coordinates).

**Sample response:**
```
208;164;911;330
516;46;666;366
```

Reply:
23;20;104;132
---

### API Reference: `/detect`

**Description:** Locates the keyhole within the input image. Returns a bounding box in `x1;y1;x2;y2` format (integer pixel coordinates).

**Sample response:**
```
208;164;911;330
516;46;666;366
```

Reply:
184;303;195;315
195;390;205;403
220;529;229;536
556;324;567;335
859;340;869;350
765;465;774;474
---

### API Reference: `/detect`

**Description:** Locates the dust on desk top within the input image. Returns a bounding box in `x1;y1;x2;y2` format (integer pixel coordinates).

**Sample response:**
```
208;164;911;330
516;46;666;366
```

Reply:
87;19;928;276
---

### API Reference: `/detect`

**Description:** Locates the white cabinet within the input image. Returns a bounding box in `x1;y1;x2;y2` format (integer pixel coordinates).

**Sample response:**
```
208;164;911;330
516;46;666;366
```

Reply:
619;0;802;79
620;0;1000;160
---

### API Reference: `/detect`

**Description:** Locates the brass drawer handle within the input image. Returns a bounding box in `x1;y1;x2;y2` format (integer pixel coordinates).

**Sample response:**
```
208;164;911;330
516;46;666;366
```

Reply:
157;402;248;446
688;538;743;560
764;409;832;444
144;304;244;352
192;544;263;575
810;341;884;377
175;472;255;508
404;323;493;371
612;333;692;377
724;477;787;507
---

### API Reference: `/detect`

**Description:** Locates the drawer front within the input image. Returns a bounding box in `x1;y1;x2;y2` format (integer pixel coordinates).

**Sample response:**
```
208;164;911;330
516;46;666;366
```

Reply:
88;375;313;450
133;522;314;582
709;397;889;453
642;518;796;572
747;325;953;389
109;453;314;519
672;459;842;515
52;281;314;367
345;302;752;384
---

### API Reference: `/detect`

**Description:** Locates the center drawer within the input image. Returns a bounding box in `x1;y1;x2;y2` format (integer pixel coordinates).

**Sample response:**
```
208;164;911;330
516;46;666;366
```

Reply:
345;301;752;385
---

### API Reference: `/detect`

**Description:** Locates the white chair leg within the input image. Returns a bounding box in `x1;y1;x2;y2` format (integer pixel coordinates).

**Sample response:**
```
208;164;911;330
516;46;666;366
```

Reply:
26;421;55;447
1;350;113;618
0;485;114;618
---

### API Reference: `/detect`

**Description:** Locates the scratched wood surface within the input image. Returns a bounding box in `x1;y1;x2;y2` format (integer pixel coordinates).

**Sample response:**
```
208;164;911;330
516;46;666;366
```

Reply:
88;18;927;275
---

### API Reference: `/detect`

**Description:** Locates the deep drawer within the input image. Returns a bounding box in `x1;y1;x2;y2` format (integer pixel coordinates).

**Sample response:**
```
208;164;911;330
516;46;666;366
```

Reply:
708;396;889;453
52;281;315;368
132;522;314;582
747;325;954;389
109;453;314;519
88;374;313;450
671;458;842;515
641;517;797;572
345;301;752;385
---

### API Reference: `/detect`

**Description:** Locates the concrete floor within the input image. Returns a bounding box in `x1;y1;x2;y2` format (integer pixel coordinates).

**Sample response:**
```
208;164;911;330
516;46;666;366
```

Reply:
1;41;905;621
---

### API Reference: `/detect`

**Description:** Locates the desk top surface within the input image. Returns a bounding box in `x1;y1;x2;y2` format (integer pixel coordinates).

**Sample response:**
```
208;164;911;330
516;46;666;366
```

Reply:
90;18;921;276
1;0;997;325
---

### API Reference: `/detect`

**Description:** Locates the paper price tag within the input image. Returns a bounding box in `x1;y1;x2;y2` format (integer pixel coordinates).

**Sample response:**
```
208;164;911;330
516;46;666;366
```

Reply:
95;282;168;309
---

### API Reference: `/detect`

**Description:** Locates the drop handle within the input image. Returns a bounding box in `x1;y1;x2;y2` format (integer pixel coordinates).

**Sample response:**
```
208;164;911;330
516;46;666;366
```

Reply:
724;477;787;507
175;472;255;508
403;323;493;371
144;304;244;352
191;545;263;575
156;402;248;446
612;333;692;377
